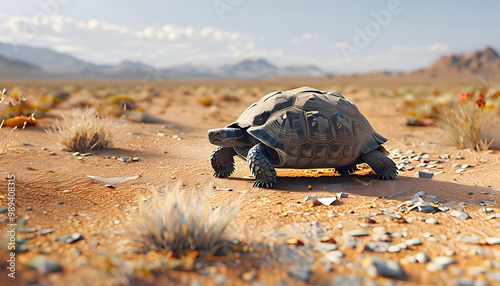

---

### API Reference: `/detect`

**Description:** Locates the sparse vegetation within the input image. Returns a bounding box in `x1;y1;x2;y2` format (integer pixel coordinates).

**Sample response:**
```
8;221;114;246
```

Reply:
437;90;499;150
46;108;117;152
125;184;239;256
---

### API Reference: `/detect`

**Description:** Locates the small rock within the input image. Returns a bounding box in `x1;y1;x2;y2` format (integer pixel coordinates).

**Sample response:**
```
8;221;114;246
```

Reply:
414;190;427;197
287;266;311;282
414;252;430;263
372;233;392;242
476;200;495;207
406;255;417;263
427;237;439;243
88;242;100;248
345;229;369;237
28;256;63;275
471;246;486;256
425;218;438;225
317;242;338;252
433;256;456;267
40;228;55;235
324;250;345;263
54;233;84;244
418;171;433;179
451;209;469;219
19;228;38;233
457;234;480;244
337;192;348;198
423;232;433;238
387;245;402;253
57;201;64;205
426;262;446;272
365;242;390;253
404;165;414;171
372;227;389;234
304;195;317;202
404;238;422;246
26;206;32;211
241;270;257;282
455;168;466;174
318;197;338;206
485;237;500;245
366;257;407;280
443;247;455;256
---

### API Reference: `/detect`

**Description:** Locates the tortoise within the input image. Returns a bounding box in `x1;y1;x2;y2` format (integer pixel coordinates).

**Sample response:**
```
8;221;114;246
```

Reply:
208;87;397;188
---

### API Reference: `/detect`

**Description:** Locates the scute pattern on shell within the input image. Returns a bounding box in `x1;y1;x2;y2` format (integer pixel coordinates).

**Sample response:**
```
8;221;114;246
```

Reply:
230;87;387;168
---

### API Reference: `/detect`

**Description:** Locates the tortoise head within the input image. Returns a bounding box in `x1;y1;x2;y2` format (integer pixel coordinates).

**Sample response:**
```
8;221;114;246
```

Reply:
208;127;258;148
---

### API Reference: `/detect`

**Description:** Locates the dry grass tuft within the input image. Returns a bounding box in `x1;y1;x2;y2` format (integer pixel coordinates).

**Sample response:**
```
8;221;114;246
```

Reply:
46;108;117;152
126;183;239;256
437;91;499;150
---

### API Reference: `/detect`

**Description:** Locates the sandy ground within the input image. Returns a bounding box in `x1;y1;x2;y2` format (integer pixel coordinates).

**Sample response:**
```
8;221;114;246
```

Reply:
0;80;499;285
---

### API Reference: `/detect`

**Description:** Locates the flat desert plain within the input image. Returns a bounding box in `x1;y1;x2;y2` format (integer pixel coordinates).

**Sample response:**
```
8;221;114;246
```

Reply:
0;78;499;286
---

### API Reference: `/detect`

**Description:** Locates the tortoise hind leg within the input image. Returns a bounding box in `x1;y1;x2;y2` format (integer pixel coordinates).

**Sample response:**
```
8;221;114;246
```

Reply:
210;146;236;178
247;143;277;188
361;148;398;180
336;165;358;176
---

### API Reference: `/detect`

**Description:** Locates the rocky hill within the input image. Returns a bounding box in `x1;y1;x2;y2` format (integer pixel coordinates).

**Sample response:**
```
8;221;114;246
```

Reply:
422;47;500;75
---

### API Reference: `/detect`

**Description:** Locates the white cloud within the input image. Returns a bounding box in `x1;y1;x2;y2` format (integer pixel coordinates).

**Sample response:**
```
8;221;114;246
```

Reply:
292;33;321;44
53;44;87;52
0;13;259;66
391;42;449;53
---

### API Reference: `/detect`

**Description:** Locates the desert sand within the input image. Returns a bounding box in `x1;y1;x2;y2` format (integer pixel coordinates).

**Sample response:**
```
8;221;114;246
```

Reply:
0;79;499;286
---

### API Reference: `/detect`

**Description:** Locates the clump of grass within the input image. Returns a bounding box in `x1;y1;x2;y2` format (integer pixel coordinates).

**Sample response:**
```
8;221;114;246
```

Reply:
46;108;117;152
437;91;498;150
126;184;239;256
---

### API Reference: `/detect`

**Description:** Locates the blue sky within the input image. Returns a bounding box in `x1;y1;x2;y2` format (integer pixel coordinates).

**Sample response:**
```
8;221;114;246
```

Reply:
0;0;498;73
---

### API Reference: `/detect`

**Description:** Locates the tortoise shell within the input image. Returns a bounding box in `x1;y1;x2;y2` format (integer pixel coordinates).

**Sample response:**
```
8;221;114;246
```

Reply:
230;87;387;168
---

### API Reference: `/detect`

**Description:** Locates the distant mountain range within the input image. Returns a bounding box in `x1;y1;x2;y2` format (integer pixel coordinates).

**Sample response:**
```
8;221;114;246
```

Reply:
0;42;329;79
414;46;500;76
0;41;499;79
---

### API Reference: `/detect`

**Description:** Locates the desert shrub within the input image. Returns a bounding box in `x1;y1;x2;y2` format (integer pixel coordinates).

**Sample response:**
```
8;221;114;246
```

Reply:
46;108;117;152
126;184;239;256
437;91;499;150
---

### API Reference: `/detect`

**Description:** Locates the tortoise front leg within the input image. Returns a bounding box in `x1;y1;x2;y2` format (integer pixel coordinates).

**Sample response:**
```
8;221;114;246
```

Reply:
247;143;277;188
210;146;236;178
361;149;398;180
